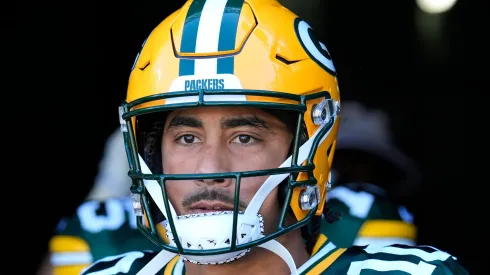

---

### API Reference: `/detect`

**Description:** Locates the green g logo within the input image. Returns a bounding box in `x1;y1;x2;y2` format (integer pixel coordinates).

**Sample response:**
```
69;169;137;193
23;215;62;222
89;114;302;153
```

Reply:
294;18;336;76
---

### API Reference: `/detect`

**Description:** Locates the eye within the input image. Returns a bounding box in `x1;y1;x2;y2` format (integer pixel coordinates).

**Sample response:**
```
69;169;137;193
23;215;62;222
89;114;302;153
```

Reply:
231;135;258;145
177;134;201;145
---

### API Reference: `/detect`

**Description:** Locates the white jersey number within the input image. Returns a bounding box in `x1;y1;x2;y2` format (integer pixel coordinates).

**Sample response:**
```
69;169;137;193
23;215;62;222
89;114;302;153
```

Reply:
347;259;436;274
78;197;137;233
347;245;452;274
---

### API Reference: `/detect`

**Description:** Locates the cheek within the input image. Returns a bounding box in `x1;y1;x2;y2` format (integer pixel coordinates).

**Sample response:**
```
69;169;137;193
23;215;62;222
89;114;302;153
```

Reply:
162;140;196;215
162;137;195;174
239;175;271;199
231;145;288;173
260;187;280;233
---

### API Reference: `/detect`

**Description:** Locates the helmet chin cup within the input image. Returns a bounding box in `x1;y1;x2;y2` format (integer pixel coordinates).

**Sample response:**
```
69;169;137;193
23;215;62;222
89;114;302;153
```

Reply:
164;211;264;264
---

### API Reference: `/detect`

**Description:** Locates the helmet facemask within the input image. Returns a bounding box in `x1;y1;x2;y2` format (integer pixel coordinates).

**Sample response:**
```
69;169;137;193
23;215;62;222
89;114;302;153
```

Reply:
119;89;339;273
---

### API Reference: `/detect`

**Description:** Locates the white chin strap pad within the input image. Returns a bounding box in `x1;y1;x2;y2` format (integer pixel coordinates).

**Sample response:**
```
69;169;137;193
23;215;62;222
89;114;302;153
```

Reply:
164;211;264;264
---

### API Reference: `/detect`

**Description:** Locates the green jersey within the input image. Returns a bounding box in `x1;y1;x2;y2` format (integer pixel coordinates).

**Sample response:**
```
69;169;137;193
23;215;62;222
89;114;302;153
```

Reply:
80;219;468;275
324;183;417;248
49;196;160;275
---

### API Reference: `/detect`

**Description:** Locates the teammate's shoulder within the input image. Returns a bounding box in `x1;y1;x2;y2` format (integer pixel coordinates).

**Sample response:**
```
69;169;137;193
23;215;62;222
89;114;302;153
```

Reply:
332;244;469;274
81;250;181;275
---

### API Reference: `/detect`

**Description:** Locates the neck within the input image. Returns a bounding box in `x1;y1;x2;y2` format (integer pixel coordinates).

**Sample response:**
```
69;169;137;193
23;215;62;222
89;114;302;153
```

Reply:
184;228;309;275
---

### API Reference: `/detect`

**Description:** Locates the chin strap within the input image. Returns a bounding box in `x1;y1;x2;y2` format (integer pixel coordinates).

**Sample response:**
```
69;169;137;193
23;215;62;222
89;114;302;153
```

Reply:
259;240;298;275
137;157;297;274
135;153;304;275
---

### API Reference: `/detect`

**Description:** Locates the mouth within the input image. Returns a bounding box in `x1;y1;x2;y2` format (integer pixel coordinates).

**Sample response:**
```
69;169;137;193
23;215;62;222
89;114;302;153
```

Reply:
188;201;236;214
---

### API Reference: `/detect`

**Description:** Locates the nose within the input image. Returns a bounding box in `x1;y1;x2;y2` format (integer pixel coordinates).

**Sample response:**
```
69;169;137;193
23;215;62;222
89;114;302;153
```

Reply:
198;178;226;184
194;143;232;187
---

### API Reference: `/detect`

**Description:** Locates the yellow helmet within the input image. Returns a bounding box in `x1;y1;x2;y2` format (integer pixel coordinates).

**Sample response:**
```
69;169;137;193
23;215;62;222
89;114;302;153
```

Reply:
119;0;340;270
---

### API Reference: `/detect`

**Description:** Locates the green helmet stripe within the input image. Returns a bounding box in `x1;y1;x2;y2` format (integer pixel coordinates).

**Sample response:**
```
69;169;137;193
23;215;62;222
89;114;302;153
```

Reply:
179;0;244;76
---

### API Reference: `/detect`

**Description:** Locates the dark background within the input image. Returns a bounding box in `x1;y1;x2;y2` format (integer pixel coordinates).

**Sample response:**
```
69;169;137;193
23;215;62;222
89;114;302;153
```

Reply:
18;0;482;273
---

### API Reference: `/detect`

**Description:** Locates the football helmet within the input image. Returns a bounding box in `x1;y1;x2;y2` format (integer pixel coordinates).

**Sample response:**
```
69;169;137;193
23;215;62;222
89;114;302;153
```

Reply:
119;0;340;273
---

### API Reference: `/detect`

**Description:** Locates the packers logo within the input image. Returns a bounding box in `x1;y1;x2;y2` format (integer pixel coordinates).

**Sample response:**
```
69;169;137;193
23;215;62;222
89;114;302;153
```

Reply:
294;18;336;76
184;78;225;91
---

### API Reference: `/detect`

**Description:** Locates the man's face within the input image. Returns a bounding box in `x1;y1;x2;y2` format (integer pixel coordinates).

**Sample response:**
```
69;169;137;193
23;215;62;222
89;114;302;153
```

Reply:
161;106;293;230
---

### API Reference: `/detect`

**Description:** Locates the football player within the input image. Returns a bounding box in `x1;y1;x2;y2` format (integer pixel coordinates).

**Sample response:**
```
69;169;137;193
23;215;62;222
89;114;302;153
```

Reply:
82;0;468;274
323;101;420;248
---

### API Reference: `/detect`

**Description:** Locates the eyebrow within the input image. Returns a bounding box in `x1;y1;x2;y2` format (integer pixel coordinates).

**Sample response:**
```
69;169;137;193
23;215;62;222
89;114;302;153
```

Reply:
167;115;203;130
221;115;269;130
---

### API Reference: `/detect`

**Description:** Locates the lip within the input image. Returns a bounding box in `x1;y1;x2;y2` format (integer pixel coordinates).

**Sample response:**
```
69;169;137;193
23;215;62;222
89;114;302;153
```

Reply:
188;201;236;214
